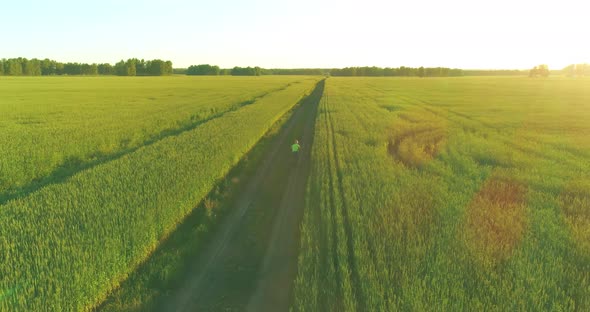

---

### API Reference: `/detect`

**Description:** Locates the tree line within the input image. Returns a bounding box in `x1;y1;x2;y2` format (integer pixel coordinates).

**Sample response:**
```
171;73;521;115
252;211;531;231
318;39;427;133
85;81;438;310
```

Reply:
330;66;464;77
184;64;326;76
185;65;263;76
185;65;260;76
184;64;464;77
0;57;172;76
529;64;550;78
463;69;526;76
263;68;326;75
4;58;587;77
562;63;589;77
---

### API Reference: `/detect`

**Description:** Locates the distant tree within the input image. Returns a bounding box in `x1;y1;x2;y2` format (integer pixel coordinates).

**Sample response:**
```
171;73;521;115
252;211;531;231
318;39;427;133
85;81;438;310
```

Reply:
399;66;411;76
146;59;173;76
575;63;589;77
41;59;56;75
538;64;549;77
55;62;65;75
251;66;260;76
0;59;4;75
383;67;397;76
187;64;220;75
366;66;384;76
147;59;163;75
530;64;549;77
341;67;357;76
63;63;84;75
97;63;114;75
115;60;127;76
6;59;23;75
135;59;147;76
563;63;589;77
19;58;28;75
79;63;98;75
431;67;450;77
80;63;90;75
89;63;99;75
126;59;137;76
164;61;173;75
418;66;425;78
449;68;464;76
563;64;575;77
111;59;171;76
142;59;150;75
231;66;261;76
230;66;241;75
23;58;41;75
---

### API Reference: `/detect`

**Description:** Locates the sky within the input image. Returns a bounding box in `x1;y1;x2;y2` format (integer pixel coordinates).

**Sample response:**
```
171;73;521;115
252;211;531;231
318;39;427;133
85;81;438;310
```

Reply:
1;0;588;69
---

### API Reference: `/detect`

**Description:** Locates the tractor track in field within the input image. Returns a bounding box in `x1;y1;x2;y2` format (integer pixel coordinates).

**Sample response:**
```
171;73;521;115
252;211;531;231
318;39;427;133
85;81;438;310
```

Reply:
325;89;367;312
159;80;324;312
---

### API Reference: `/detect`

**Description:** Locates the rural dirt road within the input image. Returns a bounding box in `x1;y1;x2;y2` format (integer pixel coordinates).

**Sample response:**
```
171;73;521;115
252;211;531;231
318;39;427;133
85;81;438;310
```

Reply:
159;80;323;311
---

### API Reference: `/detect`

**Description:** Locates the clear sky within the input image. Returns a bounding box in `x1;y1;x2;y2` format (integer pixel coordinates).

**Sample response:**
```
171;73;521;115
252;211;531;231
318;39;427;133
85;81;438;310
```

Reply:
1;0;588;69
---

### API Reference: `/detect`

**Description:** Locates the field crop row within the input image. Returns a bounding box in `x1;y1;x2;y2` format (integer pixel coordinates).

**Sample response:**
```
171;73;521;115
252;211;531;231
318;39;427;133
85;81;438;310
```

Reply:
293;77;590;311
0;77;319;311
0;76;303;202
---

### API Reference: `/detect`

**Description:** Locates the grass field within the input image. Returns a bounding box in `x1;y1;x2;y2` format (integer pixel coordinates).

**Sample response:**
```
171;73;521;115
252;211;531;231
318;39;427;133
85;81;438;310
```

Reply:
0;76;307;203
0;76;319;311
2;75;589;311
293;77;590;311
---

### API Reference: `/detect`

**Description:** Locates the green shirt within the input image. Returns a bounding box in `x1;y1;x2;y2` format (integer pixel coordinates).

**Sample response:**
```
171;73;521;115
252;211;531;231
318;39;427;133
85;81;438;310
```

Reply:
291;143;300;152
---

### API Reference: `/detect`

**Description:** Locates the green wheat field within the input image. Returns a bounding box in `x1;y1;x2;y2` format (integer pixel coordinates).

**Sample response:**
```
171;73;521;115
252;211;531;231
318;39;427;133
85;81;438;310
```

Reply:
0;76;320;310
0;76;589;311
294;77;590;311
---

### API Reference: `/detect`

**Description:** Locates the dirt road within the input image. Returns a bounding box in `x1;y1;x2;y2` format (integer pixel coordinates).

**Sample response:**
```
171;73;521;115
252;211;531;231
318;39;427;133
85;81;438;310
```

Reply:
159;80;323;311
